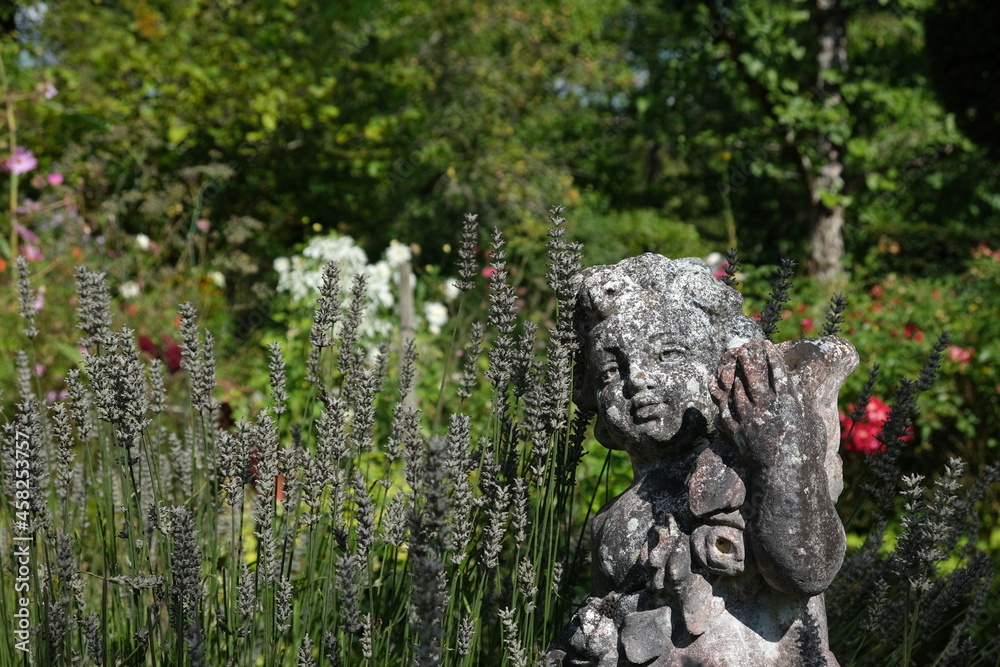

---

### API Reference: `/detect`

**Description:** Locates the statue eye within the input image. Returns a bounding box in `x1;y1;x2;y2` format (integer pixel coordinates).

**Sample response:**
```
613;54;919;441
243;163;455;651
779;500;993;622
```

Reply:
658;347;686;362
600;363;619;384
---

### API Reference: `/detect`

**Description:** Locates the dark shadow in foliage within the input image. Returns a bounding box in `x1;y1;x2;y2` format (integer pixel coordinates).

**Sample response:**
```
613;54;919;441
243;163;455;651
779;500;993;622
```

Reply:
925;0;1000;156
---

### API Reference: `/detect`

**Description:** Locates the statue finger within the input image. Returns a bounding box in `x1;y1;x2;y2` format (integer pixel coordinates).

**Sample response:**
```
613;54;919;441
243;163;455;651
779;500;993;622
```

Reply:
733;350;759;408
730;378;749;422
715;351;737;394
764;344;789;393
741;343;775;405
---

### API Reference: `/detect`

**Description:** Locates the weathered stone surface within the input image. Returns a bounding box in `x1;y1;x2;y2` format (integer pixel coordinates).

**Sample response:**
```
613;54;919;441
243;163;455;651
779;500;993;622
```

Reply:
550;253;858;667
687;446;746;518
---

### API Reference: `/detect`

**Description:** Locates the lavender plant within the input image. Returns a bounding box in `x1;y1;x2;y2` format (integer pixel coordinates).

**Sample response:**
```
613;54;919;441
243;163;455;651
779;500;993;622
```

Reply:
827;336;1000;665
0;210;996;667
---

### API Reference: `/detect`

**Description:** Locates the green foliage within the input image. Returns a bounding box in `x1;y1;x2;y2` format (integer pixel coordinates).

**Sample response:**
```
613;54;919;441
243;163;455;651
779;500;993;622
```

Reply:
1;213;998;666
0;212;607;666
572;207;709;266
0;0;998;661
584;0;1000;272
5;0;997;282
14;0;631;274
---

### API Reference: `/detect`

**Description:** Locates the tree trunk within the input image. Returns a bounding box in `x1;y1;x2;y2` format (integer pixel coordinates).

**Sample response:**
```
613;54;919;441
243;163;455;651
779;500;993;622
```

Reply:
810;0;849;281
809;196;845;280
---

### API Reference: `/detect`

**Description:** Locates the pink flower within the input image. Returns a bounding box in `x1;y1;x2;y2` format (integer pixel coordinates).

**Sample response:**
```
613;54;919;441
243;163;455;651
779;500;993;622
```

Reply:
196;219;211;233
47;173;64;186
139;335;160;357
865;396;891;426
947;345;973;364
4;147;37;175
45;389;69;403
15;225;39;243
16;199;42;215
903;323;924;342
138;334;182;373
839;415;883;455
163;336;182;373
21;245;44;261
41;81;57;99
801;317;814;334
33;286;45;311
839;396;911;455
482;266;498;279
714;261;730;280
973;242;1000;261
36;363;45;377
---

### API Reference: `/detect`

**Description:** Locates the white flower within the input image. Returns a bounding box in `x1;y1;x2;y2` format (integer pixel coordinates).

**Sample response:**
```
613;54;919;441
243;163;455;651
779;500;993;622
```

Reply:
424;301;448;335
443;278;461;302
369;260;393;284
119;281;141;299
385;240;412;268
209;271;226;288
367;261;395;308
136;234;151;251
304;234;367;270
273;231;403;343
704;252;724;273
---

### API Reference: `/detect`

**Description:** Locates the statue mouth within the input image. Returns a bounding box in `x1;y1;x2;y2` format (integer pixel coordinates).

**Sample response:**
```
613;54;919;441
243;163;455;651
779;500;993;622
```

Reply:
632;396;669;421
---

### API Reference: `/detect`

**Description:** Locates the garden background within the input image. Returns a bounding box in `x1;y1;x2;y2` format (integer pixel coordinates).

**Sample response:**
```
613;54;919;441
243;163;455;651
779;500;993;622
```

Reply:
1;0;999;665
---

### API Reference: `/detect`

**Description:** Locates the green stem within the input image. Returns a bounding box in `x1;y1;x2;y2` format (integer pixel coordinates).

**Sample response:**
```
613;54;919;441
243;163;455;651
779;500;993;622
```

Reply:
0;52;18;259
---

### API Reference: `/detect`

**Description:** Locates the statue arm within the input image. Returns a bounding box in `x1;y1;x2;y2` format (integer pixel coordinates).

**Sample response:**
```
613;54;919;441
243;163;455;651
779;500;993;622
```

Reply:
710;340;846;596
745;445;845;596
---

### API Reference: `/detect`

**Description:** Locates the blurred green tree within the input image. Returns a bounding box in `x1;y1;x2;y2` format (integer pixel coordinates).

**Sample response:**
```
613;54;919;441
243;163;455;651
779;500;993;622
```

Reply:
7;0;997;283
580;0;1000;278
22;0;627;267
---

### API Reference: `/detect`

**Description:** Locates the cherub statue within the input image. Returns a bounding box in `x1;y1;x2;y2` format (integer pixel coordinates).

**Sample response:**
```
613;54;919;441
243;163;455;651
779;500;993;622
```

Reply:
549;254;858;666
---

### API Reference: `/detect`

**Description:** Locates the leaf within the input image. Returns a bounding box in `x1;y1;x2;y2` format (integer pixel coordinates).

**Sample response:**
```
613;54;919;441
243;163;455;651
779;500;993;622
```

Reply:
819;189;841;209
167;124;191;145
53;340;85;363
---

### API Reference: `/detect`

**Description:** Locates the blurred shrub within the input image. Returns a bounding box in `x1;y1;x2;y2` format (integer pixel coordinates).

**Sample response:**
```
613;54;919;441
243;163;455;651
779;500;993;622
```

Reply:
572;207;710;267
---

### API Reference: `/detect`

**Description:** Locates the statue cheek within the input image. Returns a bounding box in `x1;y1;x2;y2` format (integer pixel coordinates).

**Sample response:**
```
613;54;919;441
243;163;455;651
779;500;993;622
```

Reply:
602;402;619;419
594;407;627;450
662;362;712;403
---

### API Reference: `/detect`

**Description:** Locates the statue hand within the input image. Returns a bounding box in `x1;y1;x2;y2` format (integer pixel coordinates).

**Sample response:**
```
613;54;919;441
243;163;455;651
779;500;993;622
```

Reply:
642;515;691;595
709;339;807;468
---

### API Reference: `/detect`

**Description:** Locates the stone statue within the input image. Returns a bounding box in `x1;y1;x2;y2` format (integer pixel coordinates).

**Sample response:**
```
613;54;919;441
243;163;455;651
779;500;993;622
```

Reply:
549;254;858;666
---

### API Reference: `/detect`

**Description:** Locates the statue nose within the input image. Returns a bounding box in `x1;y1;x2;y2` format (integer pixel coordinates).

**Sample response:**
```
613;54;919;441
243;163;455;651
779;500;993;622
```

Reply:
629;367;652;393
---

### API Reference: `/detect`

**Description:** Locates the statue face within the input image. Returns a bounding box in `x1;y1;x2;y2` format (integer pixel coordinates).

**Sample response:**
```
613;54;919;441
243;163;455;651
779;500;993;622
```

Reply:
587;297;720;456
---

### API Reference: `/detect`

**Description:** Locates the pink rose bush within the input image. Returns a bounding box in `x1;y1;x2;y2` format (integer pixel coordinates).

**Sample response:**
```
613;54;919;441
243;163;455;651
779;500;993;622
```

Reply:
839;396;913;455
